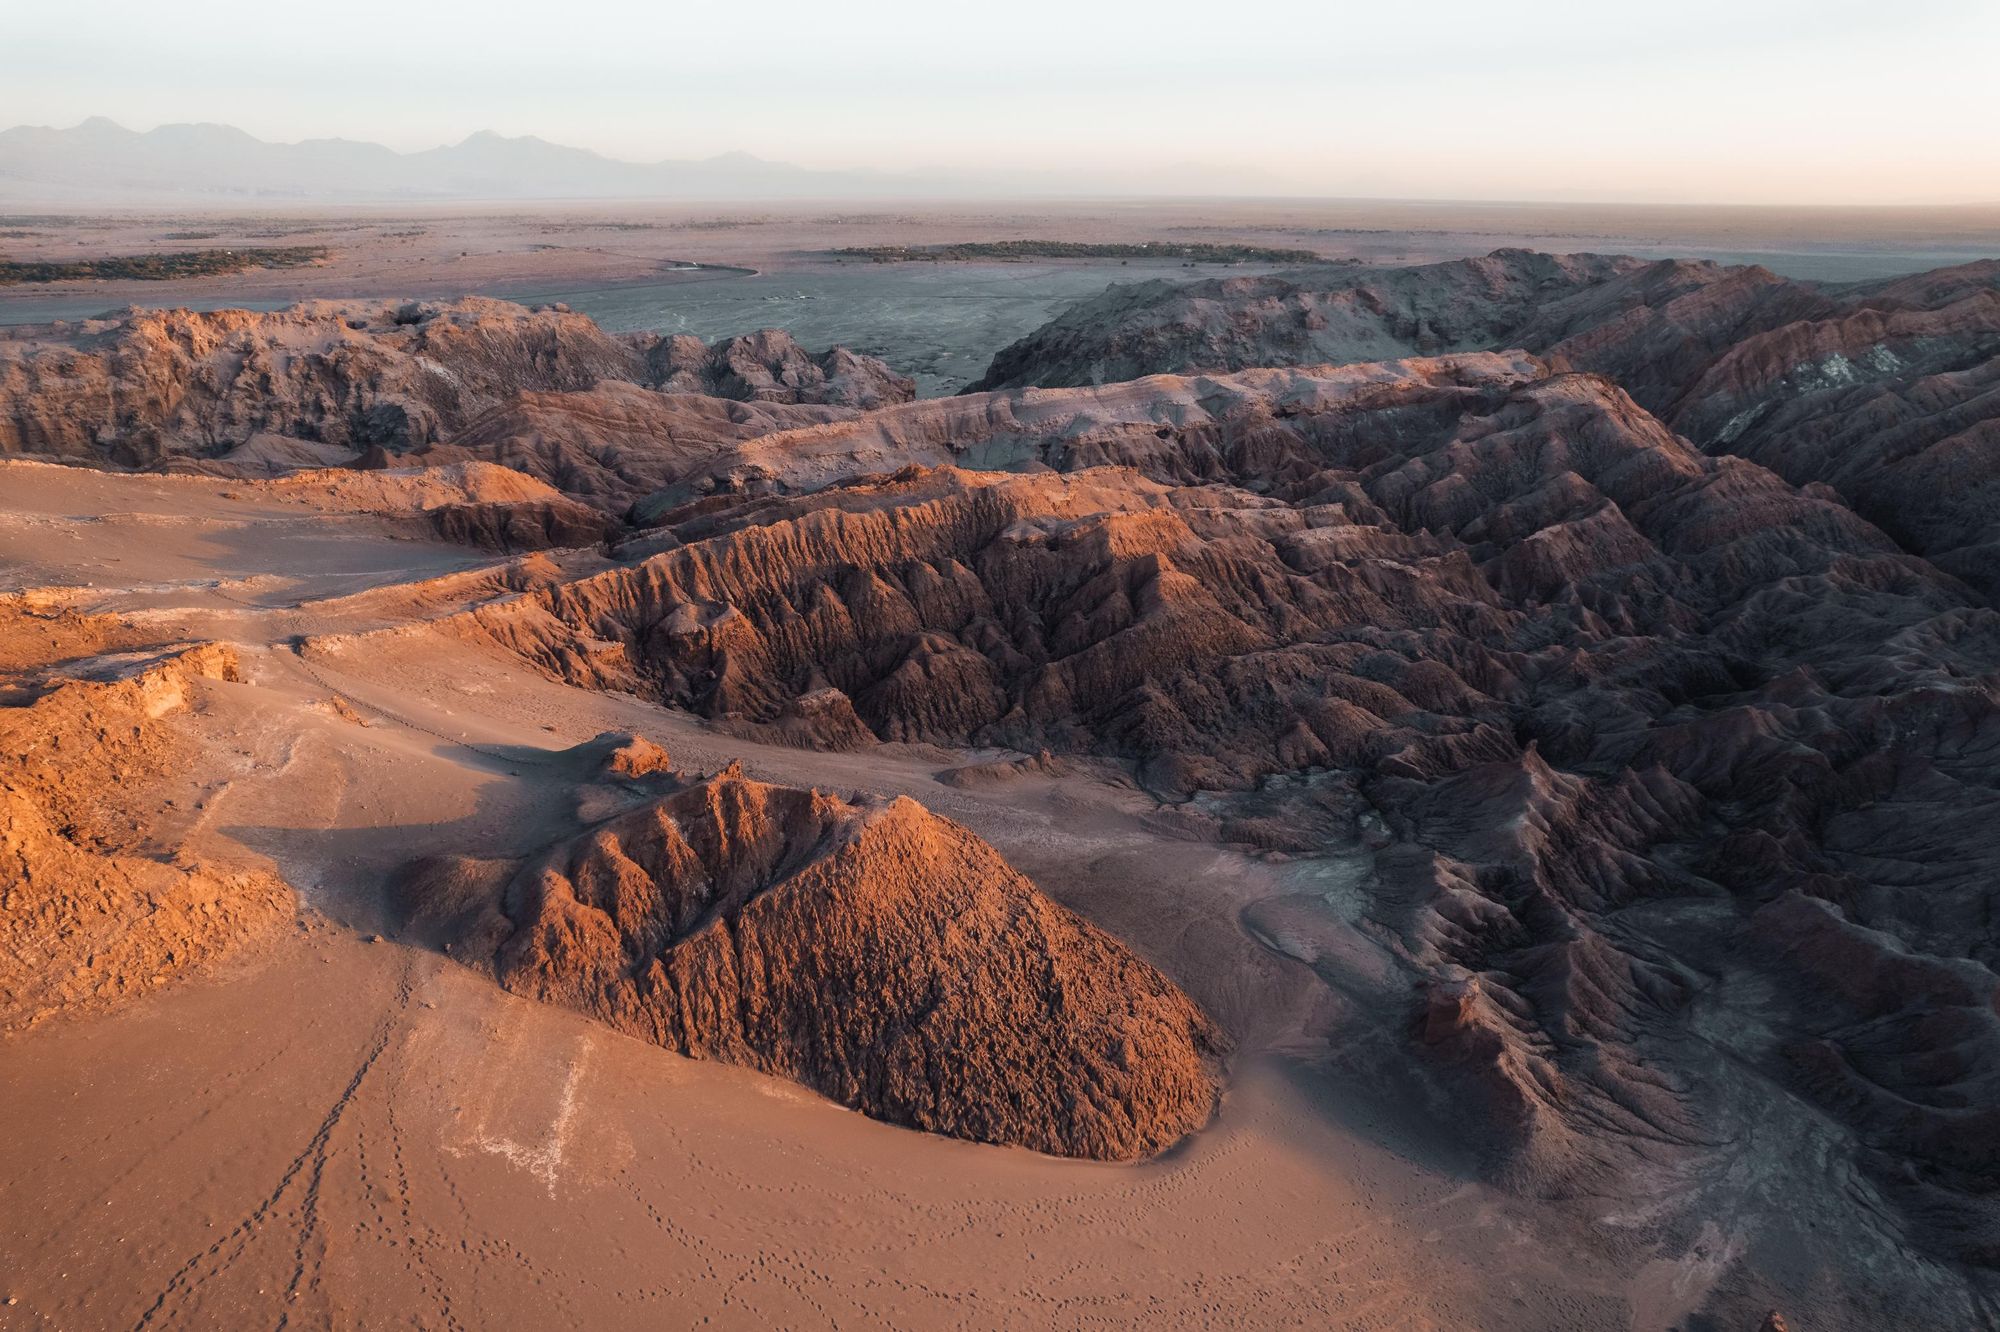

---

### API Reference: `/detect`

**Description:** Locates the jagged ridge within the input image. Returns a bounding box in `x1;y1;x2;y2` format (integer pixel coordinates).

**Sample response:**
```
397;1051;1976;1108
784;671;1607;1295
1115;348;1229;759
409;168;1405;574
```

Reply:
400;747;1224;1160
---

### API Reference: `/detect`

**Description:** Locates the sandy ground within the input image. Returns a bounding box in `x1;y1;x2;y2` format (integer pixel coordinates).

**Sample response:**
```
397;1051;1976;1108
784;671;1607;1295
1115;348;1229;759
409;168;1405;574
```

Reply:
0;458;1808;1330
4;202;1997;395
0;932;1610;1332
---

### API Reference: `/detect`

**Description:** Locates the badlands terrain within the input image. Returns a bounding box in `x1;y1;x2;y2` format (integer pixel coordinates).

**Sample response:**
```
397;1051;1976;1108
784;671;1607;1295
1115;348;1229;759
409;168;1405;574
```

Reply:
2;221;2000;1330
6;200;2000;393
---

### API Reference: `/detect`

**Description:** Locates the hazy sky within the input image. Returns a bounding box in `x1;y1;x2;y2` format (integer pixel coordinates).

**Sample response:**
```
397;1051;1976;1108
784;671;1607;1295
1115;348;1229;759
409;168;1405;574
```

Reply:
5;0;1997;204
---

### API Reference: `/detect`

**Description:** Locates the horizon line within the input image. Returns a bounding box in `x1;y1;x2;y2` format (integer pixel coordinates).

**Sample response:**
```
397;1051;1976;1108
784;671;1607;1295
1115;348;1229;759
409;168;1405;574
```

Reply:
5;116;2000;212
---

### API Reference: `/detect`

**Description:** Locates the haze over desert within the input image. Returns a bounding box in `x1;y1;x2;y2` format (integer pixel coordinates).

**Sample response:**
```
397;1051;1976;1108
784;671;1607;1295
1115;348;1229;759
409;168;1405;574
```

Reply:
5;5;2000;1331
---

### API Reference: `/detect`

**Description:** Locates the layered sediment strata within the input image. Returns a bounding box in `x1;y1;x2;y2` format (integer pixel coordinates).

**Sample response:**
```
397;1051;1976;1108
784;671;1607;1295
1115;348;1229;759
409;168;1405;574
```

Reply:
971;249;2000;602
401;747;1223;1160
0;298;910;471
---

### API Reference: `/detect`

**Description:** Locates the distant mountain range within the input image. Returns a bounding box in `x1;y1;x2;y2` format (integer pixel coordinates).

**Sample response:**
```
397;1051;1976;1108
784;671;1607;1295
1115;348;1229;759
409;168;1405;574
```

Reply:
0;119;1291;204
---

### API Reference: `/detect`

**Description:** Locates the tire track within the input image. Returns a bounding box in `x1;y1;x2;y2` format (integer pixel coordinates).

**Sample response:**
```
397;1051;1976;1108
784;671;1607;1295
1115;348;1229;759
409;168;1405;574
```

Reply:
133;960;416;1332
383;1055;466;1332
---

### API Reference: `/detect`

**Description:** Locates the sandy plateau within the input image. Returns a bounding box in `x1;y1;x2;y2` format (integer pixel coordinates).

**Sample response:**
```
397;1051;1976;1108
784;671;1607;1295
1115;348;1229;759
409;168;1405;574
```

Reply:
4;224;2000;1332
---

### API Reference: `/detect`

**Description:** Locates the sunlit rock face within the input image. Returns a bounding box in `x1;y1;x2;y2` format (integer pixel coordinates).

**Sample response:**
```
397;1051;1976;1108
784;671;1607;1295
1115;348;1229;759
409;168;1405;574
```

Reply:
400;753;1224;1161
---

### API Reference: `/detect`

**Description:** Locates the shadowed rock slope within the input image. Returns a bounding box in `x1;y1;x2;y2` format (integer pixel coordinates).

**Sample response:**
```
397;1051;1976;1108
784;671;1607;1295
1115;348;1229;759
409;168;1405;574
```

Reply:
968;250;1659;392
400;751;1223;1160
441;353;2000;1273
646;328;915;408
1664;266;2000;597
971;249;2000;602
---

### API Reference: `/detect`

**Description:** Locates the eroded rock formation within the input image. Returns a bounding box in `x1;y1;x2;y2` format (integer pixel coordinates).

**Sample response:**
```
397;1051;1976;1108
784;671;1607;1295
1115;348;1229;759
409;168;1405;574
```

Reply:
0;641;291;1030
970;249;2000;604
967;249;1661;392
8;251;2000;1308
645;328;915;408
400;748;1223;1160
0;298;641;464
0;298;911;475
441;350;2000;1257
386;379;854;516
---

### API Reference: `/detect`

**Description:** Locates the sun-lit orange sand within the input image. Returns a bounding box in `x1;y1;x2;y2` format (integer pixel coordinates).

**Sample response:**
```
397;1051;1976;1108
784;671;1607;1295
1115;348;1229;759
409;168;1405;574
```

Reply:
5;205;2000;1331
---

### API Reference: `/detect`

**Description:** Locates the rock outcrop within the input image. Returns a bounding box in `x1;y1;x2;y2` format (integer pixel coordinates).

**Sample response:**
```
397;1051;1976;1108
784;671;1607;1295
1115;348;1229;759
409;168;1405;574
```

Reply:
1663;278;2000;597
967;250;1661;392
0;298;642;465
645;328;915;409
966;249;1837;397
385;379;855;516
400;754;1223;1160
443;349;2000;1256
0;643;291;1030
0;299;911;477
969;249;2000;606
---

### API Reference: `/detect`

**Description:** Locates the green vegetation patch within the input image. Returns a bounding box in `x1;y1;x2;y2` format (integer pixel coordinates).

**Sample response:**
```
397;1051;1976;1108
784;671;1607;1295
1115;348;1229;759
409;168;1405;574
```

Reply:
0;246;329;285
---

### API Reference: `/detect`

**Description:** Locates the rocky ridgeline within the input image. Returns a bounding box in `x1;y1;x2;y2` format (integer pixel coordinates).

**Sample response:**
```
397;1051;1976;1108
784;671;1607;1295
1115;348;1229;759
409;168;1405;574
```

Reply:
0;296;913;469
399;737;1223;1160
442;347;2000;1262
969;248;2000;599
6;250;2000;1289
